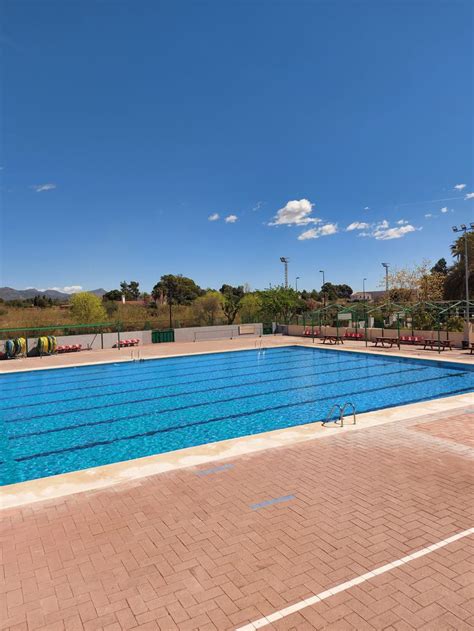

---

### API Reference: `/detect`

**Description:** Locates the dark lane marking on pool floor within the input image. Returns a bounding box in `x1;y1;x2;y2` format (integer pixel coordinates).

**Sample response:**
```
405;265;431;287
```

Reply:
1;348;299;393
6;357;401;422
8;365;431;437
12;377;469;463
2;347;382;403
2;354;373;412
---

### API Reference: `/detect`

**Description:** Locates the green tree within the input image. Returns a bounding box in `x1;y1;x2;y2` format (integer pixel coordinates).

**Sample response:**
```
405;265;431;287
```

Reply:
336;284;353;299
192;291;223;325
321;282;337;302
103;289;123;301
444;233;474;300
219;284;245;324
120;281;140;300
103;300;118;318
259;286;303;324
33;294;53;308
152;275;202;305
431;258;448;275
70;292;107;324
239;293;262;323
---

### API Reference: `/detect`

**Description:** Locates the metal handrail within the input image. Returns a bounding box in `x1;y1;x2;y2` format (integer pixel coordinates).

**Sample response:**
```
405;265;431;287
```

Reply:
323;402;357;427
340;402;356;427
323;404;343;426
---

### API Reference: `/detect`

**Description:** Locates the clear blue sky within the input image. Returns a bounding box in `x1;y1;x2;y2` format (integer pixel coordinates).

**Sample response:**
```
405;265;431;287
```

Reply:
1;0;473;294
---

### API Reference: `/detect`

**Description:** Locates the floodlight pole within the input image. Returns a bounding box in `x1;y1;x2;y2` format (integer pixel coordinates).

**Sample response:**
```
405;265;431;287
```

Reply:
363;277;367;302
382;263;389;294
452;224;473;343
319;269;326;307
280;257;289;288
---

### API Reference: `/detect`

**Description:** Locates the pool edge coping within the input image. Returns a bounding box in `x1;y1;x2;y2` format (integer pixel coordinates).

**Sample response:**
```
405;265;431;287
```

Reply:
1;391;472;510
1;337;473;375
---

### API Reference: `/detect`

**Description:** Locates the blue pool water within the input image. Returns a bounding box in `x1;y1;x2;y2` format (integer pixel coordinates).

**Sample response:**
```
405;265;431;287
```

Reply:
1;346;473;485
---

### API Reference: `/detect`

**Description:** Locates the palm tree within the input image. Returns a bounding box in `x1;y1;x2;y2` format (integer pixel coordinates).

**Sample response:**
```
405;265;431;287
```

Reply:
444;233;474;300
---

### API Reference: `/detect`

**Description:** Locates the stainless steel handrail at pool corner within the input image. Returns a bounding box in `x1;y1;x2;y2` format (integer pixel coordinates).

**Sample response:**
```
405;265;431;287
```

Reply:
340;401;356;427
323;403;343;426
323;402;357;427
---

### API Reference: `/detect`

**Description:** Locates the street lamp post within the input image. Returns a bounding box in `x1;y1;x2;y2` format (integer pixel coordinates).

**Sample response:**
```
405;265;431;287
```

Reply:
452;223;474;344
382;263;390;294
319;269;326;307
295;276;300;292
363;277;367;302
280;257;289;288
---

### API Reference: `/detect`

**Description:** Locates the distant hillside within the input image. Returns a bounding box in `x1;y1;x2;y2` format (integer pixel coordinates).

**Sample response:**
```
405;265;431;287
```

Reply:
0;287;107;301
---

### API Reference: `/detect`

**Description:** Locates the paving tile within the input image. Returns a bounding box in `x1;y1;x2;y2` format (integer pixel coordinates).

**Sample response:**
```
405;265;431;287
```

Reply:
1;407;472;631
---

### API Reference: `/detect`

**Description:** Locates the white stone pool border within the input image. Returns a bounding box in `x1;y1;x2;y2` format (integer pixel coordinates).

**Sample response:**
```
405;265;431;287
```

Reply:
1;391;472;510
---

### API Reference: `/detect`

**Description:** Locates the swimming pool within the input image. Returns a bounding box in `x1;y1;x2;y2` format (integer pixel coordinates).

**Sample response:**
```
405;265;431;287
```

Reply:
1;346;473;485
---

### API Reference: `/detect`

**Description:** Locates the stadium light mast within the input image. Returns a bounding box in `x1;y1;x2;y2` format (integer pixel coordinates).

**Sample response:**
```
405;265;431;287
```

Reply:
280;257;289;288
452;223;474;344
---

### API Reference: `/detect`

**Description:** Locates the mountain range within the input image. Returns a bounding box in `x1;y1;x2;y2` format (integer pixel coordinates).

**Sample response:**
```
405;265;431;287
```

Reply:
0;287;107;301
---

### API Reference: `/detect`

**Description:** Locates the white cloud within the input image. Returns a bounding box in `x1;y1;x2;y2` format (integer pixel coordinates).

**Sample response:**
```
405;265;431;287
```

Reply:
52;285;83;293
27;285;83;293
373;223;416;240
454;184;466;190
225;214;238;223
355;219;418;240
31;183;56;192
298;223;338;240
364;206;370;210
270;199;319;226
252;201;264;211
346;221;370;231
208;213;220;221
440;206;449;213
465;192;474;200
425;213;433;218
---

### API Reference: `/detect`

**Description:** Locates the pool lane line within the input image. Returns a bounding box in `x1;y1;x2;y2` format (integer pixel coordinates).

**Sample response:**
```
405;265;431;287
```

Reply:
8;364;431;432
3;346;377;399
1;348;312;396
5;356;414;422
12;378;469;463
250;495;296;510
196;463;235;476
235;526;474;630
1;347;299;392
2;354;372;411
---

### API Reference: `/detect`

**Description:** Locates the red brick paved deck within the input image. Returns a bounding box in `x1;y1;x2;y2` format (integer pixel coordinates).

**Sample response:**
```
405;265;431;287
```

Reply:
1;409;473;630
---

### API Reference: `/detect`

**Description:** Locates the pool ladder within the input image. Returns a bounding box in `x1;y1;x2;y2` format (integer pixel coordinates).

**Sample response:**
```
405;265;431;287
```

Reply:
131;350;144;362
323;402;356;427
255;339;266;354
